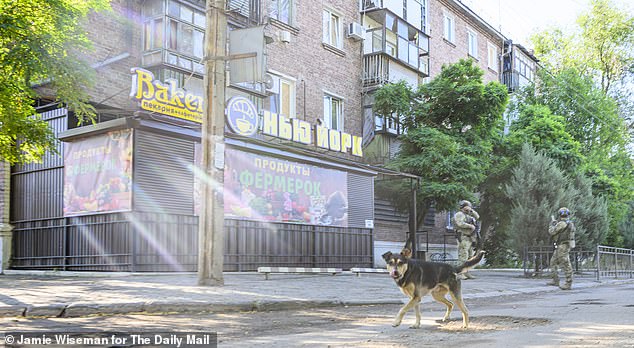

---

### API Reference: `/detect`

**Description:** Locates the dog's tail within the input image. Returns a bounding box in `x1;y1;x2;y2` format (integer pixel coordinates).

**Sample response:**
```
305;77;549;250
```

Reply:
455;250;486;274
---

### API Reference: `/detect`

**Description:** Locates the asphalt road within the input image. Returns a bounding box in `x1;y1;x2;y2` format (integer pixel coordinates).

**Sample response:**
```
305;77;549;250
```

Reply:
1;282;633;347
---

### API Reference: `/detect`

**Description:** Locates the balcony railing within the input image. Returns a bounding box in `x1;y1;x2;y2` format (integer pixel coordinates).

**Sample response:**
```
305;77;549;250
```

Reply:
363;53;390;86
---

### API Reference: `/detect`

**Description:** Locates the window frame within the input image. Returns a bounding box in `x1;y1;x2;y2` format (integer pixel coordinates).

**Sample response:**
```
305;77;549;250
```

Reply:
487;42;498;71
323;93;344;131
270;0;294;26
267;71;296;118
443;12;455;43
467;28;478;58
322;8;343;49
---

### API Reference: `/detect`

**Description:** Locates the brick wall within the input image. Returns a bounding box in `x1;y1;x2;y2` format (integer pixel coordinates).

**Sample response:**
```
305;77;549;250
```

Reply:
83;0;143;111
34;0;142;112
428;0;503;83
264;0;364;152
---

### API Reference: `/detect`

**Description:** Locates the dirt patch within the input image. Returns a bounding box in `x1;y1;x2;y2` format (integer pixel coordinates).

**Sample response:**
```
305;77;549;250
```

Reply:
436;315;551;332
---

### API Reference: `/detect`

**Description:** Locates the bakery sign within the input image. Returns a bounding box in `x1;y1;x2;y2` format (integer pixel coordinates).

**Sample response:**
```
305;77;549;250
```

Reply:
130;67;203;123
225;96;363;157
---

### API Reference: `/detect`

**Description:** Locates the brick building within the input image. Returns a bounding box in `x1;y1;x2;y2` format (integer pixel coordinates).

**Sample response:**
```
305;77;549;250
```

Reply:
1;0;538;271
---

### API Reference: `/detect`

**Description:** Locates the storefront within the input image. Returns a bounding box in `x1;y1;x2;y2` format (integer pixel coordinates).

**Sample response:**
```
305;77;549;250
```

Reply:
10;68;376;271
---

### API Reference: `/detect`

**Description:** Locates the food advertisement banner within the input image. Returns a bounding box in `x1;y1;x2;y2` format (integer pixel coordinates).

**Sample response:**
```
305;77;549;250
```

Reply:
63;129;133;216
224;148;349;227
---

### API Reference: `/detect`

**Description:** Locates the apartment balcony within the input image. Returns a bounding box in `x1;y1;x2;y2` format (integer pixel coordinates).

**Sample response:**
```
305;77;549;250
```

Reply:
361;9;429;87
502;70;532;93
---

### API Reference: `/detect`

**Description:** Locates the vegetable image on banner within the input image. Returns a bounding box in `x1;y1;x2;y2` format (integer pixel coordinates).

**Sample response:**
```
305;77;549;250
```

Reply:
63;129;133;216
224;148;348;227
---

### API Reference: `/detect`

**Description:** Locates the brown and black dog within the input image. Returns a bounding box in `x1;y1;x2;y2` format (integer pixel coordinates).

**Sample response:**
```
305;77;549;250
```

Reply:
382;248;485;329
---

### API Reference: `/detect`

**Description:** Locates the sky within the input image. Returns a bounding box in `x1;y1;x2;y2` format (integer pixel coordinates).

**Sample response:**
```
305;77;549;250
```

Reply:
459;0;634;49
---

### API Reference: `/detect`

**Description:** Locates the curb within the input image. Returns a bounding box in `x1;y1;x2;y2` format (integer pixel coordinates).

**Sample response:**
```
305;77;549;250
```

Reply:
0;299;407;319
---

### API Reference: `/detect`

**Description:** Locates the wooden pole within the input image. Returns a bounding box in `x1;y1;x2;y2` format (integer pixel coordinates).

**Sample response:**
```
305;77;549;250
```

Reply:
198;0;227;286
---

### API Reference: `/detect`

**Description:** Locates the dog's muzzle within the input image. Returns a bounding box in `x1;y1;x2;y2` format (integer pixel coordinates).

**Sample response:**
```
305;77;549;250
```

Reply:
390;270;400;279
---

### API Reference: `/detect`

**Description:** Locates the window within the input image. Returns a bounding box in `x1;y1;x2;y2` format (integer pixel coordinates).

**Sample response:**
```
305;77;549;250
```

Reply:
487;42;498;71
144;18;164;51
323;9;342;49
443;12;454;43
270;0;293;26
268;74;296;117
323;94;343;131
467;29;478;58
419;0;428;33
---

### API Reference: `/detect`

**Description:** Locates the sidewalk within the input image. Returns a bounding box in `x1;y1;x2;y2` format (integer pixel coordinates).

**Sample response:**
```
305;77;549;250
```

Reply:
0;269;632;318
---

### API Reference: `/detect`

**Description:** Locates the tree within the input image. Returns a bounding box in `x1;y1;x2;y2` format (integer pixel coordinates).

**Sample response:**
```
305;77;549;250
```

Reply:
508;68;633;247
505;144;609;257
505;144;576;255
531;0;634;95
0;0;110;164
507;104;584;173
569;173;609;249
374;59;508;221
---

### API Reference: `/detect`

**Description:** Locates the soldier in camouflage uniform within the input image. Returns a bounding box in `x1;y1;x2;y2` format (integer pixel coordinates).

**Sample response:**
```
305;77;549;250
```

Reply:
547;207;576;290
453;200;480;279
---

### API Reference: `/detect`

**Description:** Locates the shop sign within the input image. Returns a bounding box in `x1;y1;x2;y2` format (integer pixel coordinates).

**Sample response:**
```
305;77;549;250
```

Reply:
130;67;203;123
226;96;363;157
224;148;349;226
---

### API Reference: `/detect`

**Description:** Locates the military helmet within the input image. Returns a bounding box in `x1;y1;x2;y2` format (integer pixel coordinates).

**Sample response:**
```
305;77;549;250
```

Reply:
459;200;472;209
558;207;570;217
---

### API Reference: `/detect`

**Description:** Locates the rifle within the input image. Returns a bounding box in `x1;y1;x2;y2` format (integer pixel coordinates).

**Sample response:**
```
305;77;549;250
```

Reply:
474;220;482;249
465;215;481;249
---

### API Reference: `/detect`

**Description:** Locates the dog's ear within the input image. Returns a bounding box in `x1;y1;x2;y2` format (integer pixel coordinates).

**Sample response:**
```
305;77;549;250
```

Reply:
400;248;412;259
382;251;393;261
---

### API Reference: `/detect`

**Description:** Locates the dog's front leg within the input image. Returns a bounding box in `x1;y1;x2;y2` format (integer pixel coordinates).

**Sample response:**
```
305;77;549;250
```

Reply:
411;302;421;329
392;297;420;327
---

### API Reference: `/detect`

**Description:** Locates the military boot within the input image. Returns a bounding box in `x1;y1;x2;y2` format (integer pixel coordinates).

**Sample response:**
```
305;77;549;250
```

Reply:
464;272;477;280
560;282;572;290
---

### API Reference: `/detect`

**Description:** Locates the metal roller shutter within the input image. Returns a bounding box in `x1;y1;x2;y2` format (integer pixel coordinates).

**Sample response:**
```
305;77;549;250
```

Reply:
134;131;194;214
347;173;374;228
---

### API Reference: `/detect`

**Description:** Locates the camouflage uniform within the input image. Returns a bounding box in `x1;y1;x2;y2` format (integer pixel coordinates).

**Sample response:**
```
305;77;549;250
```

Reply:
453;201;479;279
548;208;575;290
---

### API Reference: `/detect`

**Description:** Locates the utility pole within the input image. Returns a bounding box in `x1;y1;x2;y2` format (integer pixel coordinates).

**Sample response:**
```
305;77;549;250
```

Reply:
198;0;227;286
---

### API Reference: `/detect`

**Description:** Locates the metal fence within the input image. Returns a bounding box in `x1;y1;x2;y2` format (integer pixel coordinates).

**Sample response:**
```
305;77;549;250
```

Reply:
596;245;634;280
12;213;372;272
523;245;634;280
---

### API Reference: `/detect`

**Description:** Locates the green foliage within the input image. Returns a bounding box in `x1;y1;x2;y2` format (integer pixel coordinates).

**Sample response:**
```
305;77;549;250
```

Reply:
531;0;634;94
373;80;414;124
619;201;634;249
388;127;483;214
515;69;626;158
412;59;508;140
0;0;110;164
505;144;609;256
507;67;633;249
375;59;508;220
568;173;609;248
505;144;575;253
507;104;584;173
